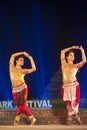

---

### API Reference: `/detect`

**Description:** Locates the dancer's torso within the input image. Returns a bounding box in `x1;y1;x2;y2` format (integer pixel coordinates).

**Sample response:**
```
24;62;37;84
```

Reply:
62;63;78;85
10;68;25;87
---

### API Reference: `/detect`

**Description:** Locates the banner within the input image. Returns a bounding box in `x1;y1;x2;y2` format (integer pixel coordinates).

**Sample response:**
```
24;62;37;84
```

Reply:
0;100;52;109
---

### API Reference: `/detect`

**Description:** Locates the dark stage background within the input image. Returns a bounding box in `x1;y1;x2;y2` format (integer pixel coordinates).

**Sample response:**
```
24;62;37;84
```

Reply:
0;0;87;108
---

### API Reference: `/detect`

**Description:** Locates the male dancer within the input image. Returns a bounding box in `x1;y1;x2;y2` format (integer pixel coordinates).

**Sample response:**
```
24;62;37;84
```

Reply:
9;52;36;125
61;46;86;125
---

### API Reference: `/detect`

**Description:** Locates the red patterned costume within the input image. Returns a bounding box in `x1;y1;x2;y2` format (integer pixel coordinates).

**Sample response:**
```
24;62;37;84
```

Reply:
12;83;31;116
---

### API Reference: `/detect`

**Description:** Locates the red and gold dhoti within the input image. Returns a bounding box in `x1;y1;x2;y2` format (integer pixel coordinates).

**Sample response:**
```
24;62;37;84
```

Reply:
61;81;80;116
12;83;31;116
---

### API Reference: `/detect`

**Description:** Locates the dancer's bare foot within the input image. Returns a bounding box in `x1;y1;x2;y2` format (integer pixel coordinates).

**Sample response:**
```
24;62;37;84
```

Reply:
28;115;36;125
14;119;20;126
13;115;21;126
30;117;36;125
76;117;82;125
67;117;73;125
74;114;82;125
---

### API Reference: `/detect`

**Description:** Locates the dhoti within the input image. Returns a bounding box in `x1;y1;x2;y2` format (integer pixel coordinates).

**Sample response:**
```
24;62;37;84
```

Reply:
61;81;80;116
12;83;31;116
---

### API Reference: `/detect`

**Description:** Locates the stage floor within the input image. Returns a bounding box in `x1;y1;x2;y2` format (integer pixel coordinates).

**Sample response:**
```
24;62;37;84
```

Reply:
0;125;87;130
